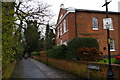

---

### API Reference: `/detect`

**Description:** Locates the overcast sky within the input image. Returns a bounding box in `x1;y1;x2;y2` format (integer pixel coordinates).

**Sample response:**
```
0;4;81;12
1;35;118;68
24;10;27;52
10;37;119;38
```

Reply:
31;0;120;23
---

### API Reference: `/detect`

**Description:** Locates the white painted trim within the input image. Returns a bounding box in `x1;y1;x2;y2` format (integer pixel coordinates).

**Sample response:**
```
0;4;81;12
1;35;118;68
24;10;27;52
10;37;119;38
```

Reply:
62;30;68;35
92;28;99;30
56;8;75;28
110;49;116;51
56;12;69;27
109;29;114;30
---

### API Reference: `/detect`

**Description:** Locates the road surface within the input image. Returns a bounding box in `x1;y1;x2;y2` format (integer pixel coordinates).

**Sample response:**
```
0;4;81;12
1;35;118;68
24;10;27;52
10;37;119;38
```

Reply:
11;58;82;80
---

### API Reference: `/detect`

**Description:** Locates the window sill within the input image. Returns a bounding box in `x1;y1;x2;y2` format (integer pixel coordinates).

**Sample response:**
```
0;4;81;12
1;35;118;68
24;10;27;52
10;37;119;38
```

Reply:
110;49;116;51
109;29;114;30
92;28;99;30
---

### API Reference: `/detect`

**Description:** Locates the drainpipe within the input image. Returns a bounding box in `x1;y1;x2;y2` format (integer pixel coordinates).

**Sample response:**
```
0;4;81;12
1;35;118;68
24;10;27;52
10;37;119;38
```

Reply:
75;10;78;37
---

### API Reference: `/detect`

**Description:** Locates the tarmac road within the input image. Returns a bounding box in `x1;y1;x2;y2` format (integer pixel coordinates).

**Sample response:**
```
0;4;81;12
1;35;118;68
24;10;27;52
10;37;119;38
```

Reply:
11;58;82;79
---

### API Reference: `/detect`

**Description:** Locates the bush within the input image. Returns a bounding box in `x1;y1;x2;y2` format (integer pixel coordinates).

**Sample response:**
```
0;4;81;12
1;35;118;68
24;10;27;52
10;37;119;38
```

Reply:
47;45;67;59
114;60;120;64
76;48;103;61
66;37;99;60
115;55;120;60
68;37;99;50
115;55;120;64
31;52;40;56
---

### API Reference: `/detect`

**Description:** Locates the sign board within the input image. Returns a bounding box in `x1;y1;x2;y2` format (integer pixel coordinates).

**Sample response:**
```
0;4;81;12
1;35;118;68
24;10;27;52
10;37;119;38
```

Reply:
88;65;99;70
103;18;113;29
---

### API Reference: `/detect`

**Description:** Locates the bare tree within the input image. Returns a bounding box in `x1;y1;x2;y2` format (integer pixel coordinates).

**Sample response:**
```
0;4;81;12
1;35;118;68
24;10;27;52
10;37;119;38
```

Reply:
14;0;55;38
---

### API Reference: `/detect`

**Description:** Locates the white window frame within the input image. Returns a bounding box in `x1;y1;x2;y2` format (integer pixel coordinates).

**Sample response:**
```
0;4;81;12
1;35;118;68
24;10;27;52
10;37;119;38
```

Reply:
63;40;67;46
63;20;67;33
92;18;99;30
57;43;60;46
60;24;62;36
60;40;63;45
57;27;59;38
110;39;115;51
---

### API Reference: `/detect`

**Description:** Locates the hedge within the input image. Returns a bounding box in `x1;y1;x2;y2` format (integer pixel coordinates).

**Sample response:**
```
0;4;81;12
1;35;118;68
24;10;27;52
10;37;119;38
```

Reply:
47;45;67;59
66;37;99;60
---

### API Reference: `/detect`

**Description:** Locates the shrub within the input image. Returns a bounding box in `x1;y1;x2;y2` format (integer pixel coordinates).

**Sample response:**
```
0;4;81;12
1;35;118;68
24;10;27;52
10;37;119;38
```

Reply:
47;45;67;59
66;37;99;60
68;37;99;50
31;51;40;56
76;48;103;61
115;55;120;60
114;60;120;64
115;55;120;64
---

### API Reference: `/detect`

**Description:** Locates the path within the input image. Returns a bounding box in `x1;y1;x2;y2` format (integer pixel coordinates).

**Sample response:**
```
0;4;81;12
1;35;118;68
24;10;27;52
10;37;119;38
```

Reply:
11;58;81;79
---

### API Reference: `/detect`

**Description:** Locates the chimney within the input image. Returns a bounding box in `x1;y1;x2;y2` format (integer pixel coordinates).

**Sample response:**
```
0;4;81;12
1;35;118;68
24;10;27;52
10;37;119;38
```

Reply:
60;4;64;8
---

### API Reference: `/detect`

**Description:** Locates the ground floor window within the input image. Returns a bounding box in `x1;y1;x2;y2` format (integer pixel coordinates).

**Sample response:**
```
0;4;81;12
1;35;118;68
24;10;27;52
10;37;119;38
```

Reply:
63;40;67;46
110;39;115;51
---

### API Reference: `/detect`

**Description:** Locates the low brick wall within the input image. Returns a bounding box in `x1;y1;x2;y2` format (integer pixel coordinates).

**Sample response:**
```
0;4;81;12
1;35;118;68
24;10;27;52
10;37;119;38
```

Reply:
32;56;120;80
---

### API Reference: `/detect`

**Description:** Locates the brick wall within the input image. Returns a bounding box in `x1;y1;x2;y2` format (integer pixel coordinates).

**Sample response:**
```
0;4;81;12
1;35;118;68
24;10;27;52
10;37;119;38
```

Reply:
56;8;120;55
76;12;119;55
33;56;120;80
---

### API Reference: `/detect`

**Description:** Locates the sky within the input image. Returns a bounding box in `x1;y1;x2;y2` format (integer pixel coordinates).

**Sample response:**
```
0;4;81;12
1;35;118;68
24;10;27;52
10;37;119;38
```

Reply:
22;0;120;24
37;0;120;23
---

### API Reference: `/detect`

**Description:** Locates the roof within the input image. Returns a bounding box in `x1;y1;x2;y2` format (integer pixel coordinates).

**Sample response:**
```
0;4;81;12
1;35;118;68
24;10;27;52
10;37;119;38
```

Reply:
75;9;120;14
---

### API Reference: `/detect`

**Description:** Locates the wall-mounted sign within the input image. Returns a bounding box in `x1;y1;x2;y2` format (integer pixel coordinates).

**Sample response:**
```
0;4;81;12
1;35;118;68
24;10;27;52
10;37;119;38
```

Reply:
88;65;100;70
103;18;113;29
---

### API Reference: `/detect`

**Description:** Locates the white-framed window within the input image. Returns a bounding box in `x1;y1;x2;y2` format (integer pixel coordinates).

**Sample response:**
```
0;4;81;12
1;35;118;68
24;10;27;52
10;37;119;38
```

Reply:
60;40;63;45
57;43;60;46
60;24;62;36
110;39;115;51
57;27;59;38
92;18;98;30
63;20;67;33
63;40;67;46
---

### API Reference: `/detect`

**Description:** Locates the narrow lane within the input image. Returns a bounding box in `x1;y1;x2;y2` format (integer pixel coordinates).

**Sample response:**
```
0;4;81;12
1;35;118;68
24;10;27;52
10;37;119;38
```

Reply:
11;58;80;79
11;58;47;78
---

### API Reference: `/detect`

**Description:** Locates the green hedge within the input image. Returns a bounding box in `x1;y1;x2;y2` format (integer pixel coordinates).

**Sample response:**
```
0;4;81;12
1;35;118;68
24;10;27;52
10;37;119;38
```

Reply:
68;37;99;50
114;60;120;64
31;52;40;56
66;37;99;60
47;45;67;59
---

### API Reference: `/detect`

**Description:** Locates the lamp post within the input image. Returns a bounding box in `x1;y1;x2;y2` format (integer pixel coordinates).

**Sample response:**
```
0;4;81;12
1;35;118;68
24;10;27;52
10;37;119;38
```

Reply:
102;0;114;80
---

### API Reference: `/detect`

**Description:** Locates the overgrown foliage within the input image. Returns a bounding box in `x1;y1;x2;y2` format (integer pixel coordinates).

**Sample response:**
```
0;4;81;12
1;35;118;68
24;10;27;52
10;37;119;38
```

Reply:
47;45;67;59
66;37;99;60
2;2;24;68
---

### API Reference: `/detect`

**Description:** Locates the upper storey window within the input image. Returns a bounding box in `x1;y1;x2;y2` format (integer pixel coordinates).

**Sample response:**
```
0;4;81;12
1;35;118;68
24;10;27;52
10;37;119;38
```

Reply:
63;20;67;33
92;18;98;30
60;24;62;36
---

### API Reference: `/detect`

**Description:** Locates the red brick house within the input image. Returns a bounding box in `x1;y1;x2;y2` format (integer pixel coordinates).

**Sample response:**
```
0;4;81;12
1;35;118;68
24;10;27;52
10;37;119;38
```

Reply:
55;5;120;56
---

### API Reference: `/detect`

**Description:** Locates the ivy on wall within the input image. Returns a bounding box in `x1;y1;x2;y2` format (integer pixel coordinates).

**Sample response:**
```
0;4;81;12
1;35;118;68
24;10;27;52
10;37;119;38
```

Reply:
2;2;24;68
